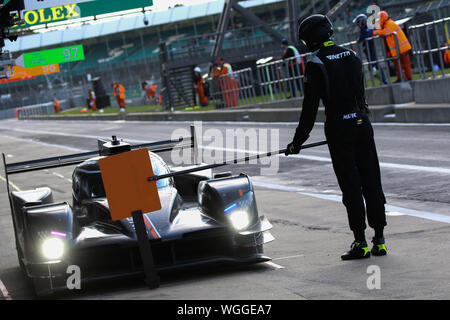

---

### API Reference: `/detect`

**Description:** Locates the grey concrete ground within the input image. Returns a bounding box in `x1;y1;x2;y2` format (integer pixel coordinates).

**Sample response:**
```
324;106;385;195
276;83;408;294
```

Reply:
0;119;449;300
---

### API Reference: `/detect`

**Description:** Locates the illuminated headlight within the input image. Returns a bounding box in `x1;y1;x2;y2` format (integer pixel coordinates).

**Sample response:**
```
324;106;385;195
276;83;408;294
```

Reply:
228;210;250;230
42;238;65;260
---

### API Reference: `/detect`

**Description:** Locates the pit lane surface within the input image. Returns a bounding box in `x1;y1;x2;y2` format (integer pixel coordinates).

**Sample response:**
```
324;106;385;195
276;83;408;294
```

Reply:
0;118;449;300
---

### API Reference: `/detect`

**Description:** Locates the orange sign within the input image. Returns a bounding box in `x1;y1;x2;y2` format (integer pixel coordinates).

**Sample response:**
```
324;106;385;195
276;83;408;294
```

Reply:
8;64;60;79
98;149;162;221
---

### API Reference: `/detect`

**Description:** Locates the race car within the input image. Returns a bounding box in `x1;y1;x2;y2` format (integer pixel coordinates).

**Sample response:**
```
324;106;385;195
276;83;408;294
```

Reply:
2;129;274;296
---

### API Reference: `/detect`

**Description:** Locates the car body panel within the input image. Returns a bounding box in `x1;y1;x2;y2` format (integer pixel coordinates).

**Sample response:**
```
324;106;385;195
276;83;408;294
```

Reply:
3;136;274;296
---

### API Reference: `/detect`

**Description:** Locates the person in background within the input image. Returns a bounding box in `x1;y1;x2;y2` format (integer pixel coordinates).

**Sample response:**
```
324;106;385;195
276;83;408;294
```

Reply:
281;38;305;74
88;89;97;111
353;14;386;85
112;82;126;112
373;11;412;82
213;58;239;107
211;62;224;109
142;81;157;104
53;98;60;113
443;42;450;67
193;66;209;107
281;38;305;98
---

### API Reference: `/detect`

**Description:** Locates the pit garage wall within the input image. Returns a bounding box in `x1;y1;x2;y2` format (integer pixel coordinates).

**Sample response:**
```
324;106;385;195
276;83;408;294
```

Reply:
365;77;450;106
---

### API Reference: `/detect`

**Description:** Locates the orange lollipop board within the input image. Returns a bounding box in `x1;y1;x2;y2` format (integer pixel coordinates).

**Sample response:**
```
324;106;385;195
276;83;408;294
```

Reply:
98;148;161;221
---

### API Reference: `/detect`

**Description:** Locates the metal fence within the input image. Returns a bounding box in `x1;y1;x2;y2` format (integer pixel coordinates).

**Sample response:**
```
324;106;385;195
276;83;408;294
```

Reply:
170;17;450;110
207;55;308;108
208;32;407;108
340;32;405;86
15;101;64;118
408;17;450;79
256;56;305;102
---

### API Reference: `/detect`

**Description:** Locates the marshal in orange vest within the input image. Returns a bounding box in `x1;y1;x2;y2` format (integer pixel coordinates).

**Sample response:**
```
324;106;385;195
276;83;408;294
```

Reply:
373;11;411;58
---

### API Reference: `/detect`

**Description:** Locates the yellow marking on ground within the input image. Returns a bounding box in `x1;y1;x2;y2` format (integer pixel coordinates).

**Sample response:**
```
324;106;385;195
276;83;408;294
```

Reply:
52;172;65;179
0;175;22;192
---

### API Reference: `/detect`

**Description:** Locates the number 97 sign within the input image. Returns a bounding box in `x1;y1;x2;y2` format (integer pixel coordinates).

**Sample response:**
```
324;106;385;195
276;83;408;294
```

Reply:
16;45;85;68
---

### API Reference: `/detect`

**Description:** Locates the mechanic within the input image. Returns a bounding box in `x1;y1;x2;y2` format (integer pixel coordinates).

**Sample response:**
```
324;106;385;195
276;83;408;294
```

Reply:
353;14;386;85
373;11;412;82
284;14;387;260
281;38;305;98
112;82;126;111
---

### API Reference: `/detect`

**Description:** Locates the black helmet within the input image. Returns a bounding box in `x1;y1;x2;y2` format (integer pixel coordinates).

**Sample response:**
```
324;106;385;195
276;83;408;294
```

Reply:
298;14;333;51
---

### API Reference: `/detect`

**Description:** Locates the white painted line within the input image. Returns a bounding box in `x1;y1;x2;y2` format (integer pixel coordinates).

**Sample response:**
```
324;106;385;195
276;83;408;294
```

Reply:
300;192;450;224
1;128;148;144
273;254;305;261
386;211;405;217
378;162;450;174
0;128;450;174
253;180;450;225
253;181;304;193
55;120;450;127
2;126;449;175
280;152;450;175
264;261;285;270
0;134;88;152
200;144;450;175
0;279;12;300
384;204;450;224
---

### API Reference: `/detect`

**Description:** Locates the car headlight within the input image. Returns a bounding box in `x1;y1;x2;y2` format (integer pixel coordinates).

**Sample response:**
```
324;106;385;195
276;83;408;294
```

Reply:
228;210;250;230
42;238;65;260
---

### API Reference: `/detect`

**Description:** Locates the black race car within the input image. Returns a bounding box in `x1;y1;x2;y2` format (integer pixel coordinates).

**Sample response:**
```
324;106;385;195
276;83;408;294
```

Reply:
2;129;274;296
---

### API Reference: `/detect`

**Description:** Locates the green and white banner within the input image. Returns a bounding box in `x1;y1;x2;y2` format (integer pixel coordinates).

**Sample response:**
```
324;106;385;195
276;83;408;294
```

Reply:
13;0;154;29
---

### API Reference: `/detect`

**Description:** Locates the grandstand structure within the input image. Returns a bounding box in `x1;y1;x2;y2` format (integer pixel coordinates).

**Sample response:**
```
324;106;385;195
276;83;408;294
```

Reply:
0;0;448;115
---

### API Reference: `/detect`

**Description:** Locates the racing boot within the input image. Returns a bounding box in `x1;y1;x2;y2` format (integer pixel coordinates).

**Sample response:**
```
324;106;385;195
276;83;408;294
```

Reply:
371;237;388;256
341;241;371;260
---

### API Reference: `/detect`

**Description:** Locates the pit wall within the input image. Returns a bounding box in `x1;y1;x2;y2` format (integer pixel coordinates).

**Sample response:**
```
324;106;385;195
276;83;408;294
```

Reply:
18;77;450;123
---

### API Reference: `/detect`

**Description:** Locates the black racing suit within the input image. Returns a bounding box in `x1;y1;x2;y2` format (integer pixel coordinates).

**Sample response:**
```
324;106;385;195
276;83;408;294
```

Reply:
291;41;386;237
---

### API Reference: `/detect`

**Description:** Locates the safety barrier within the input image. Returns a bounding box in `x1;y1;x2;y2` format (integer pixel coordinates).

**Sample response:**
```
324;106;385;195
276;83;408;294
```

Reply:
208;56;307;109
207;33;406;108
408;17;450;79
256;55;306;102
15;102;61;118
340;32;404;86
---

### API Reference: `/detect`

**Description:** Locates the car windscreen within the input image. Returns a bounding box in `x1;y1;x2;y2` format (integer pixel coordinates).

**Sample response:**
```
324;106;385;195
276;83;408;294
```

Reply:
150;153;172;189
78;153;172;199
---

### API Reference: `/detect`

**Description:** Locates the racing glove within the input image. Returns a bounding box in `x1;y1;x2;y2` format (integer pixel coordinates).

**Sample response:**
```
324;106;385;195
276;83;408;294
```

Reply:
285;142;301;156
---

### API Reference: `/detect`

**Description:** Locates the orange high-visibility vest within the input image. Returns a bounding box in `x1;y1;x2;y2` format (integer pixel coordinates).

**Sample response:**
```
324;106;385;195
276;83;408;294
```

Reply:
373;19;411;57
113;83;126;100
89;91;97;110
444;45;450;64
54;100;60;113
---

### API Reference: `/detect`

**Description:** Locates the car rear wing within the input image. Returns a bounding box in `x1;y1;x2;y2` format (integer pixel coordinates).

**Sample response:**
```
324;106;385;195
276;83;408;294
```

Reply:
2;125;199;176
